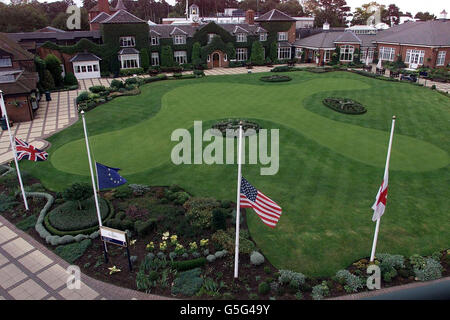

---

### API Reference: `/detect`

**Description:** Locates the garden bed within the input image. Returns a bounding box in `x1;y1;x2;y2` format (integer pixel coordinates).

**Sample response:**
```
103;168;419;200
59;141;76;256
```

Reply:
260;75;292;82
211;119;261;137
322;97;367;115
0;164;448;300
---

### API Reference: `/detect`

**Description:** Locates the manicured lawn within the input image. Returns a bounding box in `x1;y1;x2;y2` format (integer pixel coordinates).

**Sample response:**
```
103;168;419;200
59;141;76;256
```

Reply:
22;71;450;276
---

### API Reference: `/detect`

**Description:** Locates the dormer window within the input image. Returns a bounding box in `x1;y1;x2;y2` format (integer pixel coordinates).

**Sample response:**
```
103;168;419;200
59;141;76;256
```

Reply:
0;57;12;67
278;32;288;41
120;36;135;47
207;33;216;44
259;33;267;42
151;36;159;45
173;35;186;45
236;33;247;43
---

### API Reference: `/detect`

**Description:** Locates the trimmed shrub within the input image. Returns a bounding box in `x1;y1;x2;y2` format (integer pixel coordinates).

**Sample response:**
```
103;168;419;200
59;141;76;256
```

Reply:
250;41;265;65
335;270;364;293
89;85;106;93
212;208;227;231
258;282;270;295
312;281;329;300
62;183;92;210
44;54;63;87
322;97;366;115
260;75;292;82
412;257;443;281
41;69;55;90
171;257;207;271
171;268;203;296
278;269;306;289
161;45;174;67
140;48;150;71
110;79;124;89
64;72;78;86
250;251;265;266
54;239;92;263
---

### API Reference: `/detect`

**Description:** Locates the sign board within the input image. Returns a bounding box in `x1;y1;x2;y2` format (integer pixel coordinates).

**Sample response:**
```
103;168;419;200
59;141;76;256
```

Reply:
100;226;128;247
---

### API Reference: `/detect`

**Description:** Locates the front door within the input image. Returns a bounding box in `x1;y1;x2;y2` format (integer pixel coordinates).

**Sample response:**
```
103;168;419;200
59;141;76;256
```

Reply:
213;53;220;68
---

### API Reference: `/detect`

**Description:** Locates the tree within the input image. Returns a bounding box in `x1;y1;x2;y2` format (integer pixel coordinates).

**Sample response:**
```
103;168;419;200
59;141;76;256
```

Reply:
277;0;305;17
191;42;202;67
414;12;436;21
250;41;265;65
269;41;278;63
64;72;78;86
312;0;351;27
140;48;150;71
382;4;400;25
161;45;174;67
41;70;55;91
62;183;92;210
44;54;64;87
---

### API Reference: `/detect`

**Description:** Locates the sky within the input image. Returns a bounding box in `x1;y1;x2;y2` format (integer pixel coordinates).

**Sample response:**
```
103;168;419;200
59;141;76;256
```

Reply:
0;0;448;17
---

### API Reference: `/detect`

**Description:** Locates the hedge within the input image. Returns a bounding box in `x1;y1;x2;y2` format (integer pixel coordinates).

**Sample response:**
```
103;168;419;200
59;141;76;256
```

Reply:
171;257;207;271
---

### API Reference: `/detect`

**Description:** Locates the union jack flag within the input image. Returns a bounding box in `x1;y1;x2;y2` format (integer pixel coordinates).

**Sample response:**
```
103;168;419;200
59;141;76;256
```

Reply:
14;137;48;161
240;177;282;228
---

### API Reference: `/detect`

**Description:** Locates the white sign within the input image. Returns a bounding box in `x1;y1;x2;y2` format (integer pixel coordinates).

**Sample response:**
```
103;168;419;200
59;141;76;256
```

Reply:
100;226;127;247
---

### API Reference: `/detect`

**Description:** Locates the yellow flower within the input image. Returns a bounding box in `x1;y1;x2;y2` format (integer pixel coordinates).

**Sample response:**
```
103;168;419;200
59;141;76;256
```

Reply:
189;242;197;250
170;234;178;243
162;231;170;241
130;239;137;246
160;241;167;251
200;239;209;247
108;266;121;275
146;242;154;250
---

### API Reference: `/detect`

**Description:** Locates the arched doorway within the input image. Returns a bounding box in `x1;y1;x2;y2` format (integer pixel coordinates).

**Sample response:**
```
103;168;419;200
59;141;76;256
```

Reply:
213;53;220;68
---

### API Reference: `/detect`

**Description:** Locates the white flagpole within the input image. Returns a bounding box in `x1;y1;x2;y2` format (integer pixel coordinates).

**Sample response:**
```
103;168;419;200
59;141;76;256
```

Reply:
234;121;243;278
81;111;103;228
370;115;396;262
0;90;29;211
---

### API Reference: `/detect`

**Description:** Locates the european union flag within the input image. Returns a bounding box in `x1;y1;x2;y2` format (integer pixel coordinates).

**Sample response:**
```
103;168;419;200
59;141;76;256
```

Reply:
95;162;127;190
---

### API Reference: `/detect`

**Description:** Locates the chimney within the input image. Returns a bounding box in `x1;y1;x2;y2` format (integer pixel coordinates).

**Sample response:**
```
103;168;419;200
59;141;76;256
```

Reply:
323;21;330;30
440;9;447;20
98;0;110;15
245;10;255;25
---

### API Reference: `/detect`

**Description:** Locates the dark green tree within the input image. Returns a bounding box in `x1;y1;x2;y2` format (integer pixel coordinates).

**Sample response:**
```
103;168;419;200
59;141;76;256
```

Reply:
161;45;174;67
41;70;55;91
44;54;63;87
140;48;150;71
62;183;93;211
250;41;265;65
269;41;278;63
191;42;202;67
64;72;78;86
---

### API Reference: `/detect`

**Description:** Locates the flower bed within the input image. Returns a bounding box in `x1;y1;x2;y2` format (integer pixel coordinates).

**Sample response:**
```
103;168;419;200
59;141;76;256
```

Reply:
260;75;292;82
322;97;367;115
211;119;261;137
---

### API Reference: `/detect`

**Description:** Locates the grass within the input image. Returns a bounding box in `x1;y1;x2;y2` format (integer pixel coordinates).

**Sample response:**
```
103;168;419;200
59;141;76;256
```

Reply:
22;71;450;276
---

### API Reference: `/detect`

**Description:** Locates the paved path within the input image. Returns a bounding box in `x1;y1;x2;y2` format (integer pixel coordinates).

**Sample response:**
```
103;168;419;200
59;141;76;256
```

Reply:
0;215;170;300
330;277;450;300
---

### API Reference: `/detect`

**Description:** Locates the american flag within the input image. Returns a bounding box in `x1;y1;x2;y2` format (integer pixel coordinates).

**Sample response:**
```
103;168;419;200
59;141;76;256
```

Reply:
240;177;282;228
15;137;48;161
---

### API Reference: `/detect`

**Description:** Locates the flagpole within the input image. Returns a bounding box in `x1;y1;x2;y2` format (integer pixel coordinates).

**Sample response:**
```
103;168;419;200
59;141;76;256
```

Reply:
234;121;243;278
0;90;29;211
81;111;108;260
370;115;396;262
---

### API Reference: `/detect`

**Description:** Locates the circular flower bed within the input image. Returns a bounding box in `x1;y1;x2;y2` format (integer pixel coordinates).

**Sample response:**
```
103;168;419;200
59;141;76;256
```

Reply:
211;119;261;137
259;75;292;82
322;97;367;115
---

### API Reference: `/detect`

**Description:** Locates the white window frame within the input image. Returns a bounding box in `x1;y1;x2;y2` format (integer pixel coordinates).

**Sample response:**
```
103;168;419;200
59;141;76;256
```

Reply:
0;57;12;67
151;52;159;66
259;33;267;42
236;48;248;61
278;47;291;60
278;32;288;41
173;35;186;45
151;36;159;45
174;51;187;65
379;46;395;61
324;50;331;62
436;51;446;66
339;45;354;62
120;54;140;69
405;49;425;65
236;33;247;43
295;48;303;58
119;36;136;48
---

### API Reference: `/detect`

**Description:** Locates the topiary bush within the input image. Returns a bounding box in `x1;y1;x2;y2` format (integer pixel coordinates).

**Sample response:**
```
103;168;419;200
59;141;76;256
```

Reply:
258;282;270;295
171;257;207;271
62;183;94;210
64;72;78;86
260;75;292;82
89;85;106;93
322;97;367;115
212;208;227;231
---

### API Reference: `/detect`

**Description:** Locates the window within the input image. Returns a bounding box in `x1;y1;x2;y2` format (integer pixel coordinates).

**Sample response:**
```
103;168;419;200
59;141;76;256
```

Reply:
93;65;99;72
405;49;425;65
87;65;92;72
0;57;12;67
151;52;159;66
122;59;138;69
437;51;446;66
236;48;247;61
174;51;187;64
278;32;288;41
339;45;354;61
236;33;247;43
208;34;216;44
81;66;87;72
324;50;331;62
259;33;267;42
119;36;135;47
173;35;186;45
151;37;159;45
379;47;395;61
278;47;291;60
207;55;211;62
224;54;228;61
75;66;81;73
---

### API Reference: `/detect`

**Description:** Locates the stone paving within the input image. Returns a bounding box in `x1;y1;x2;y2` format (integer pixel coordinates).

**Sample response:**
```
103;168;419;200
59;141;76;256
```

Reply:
0;215;171;300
